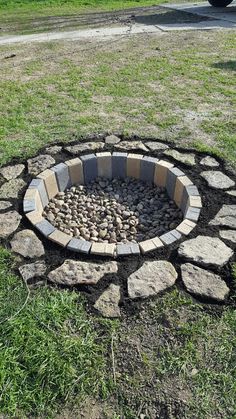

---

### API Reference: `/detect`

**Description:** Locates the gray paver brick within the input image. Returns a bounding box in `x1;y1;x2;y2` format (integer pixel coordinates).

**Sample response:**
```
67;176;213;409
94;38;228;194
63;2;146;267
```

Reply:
112;152;127;179
160;229;182;245
166;167;185;199
181;184;200;213
116;242;140;256
51;163;71;192
35;219;56;237
28;178;49;207
140;156;158;183
23;199;36;213
80;154;98;184
185;207;201;221
67;238;91;254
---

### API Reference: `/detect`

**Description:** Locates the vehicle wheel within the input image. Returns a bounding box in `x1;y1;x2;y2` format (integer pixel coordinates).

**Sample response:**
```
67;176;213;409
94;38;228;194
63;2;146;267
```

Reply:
208;0;233;6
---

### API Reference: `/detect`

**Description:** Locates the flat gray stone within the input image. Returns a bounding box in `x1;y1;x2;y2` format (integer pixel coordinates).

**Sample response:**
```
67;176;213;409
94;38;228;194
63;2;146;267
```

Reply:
219;230;236;243
181;263;229;302
128;260;177;299
105;135;121;145
0;201;12;210
11;229;45;258
209;205;236;229
114;141;148;152
0;210;22;238
226;190;236;197
178;235;233;267
201;171;235;190
164;149;196;166
27;154;55;176
0;164;25;181
45;145;62;155
48;260;118;286
19;260;47;281
145;141;169;151
94;284;121;318
65;142;104;154
0;178;26;198
200;156;219;167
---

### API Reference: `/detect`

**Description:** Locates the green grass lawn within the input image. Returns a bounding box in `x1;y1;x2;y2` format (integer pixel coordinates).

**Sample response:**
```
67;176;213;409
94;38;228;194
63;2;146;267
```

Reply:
0;31;235;166
0;0;162;14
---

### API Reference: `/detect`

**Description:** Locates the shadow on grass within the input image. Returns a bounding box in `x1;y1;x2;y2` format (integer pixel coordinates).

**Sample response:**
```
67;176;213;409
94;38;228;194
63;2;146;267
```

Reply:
212;60;236;71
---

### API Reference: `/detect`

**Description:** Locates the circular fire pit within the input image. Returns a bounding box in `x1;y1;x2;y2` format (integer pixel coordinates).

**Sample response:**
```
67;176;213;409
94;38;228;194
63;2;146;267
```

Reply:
23;152;202;257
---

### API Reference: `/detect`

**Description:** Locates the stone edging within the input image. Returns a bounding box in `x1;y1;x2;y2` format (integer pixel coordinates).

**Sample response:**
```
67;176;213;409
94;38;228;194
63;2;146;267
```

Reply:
0;134;235;315
23;152;202;257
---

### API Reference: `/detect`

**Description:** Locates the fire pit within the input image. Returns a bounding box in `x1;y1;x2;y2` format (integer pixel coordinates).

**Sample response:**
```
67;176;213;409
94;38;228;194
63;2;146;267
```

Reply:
23;152;201;257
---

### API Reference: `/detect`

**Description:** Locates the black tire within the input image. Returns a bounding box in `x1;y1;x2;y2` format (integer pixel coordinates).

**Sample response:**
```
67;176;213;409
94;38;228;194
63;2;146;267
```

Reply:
208;0;233;6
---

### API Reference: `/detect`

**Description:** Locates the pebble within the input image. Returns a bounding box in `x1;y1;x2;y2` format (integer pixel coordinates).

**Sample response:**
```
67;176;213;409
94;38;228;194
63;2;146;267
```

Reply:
44;177;183;244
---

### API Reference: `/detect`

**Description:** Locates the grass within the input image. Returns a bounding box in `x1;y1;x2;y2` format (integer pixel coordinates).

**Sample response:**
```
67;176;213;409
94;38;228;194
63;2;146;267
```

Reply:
116;288;236;418
0;248;116;417
0;0;162;15
0;31;235;166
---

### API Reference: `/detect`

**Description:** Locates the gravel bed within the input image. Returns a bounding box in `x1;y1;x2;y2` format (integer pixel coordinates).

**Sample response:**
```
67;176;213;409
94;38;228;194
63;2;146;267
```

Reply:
43;178;183;244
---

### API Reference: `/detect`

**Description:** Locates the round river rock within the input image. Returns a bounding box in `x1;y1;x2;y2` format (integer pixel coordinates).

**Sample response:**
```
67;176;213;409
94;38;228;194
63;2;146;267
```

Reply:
43;177;183;244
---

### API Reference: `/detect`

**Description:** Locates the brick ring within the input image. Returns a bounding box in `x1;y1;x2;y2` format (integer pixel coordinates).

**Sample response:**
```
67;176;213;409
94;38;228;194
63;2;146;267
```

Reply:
23;152;202;257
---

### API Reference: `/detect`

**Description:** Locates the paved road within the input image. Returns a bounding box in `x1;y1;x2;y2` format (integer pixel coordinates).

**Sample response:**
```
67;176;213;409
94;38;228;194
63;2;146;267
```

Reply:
165;2;236;23
0;2;235;46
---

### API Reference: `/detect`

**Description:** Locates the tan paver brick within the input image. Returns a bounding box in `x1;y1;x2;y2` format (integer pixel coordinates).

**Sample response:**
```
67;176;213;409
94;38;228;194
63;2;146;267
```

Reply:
154;160;174;187
26;210;43;225
91;242;116;256
24;188;43;212
174;175;193;207
37;169;58;199
49;229;71;246
176;220;196;235
96;152;112;178
127;154;143;179
187;195;202;208
139;237;163;254
65;158;84;185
